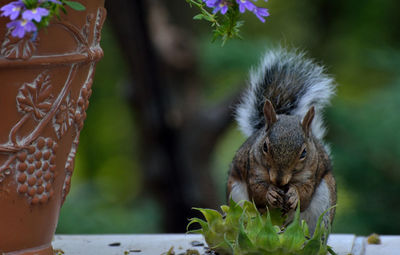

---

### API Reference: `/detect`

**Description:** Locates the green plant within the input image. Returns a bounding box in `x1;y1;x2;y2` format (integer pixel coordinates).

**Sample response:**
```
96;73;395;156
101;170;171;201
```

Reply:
186;0;269;45
187;200;336;255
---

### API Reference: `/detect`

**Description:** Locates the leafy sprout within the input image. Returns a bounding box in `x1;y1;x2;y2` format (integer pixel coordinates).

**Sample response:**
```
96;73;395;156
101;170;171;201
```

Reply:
187;199;337;255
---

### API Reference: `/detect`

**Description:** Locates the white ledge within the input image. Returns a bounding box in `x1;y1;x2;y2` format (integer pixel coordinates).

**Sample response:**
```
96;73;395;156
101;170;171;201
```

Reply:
52;234;399;255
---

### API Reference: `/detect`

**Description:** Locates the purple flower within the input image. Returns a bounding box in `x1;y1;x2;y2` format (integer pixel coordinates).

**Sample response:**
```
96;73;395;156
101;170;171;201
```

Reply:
22;7;49;22
0;1;24;20
252;7;269;22
204;0;218;7
214;1;229;14
236;0;256;13
204;0;229;15
7;19;37;38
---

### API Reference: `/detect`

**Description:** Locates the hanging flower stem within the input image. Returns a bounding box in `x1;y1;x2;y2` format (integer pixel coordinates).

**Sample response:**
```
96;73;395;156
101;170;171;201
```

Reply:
186;0;270;45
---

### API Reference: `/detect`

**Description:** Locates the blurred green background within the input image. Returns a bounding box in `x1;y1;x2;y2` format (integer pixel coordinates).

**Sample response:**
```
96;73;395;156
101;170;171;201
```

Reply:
56;0;400;235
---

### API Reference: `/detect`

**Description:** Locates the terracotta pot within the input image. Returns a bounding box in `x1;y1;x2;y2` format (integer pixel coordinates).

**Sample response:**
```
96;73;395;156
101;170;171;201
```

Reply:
0;1;106;254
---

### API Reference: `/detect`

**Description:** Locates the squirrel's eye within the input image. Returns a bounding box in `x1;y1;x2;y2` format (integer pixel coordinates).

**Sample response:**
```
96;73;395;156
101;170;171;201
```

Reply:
263;142;268;153
300;148;307;160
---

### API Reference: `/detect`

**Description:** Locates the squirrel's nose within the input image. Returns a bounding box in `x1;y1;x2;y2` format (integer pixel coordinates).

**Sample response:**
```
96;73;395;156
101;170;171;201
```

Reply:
270;171;283;186
269;171;278;186
271;173;291;187
281;175;292;186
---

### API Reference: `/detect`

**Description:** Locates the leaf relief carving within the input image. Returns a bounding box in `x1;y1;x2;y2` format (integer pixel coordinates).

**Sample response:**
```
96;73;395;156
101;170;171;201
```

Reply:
82;14;93;40
16;72;54;120
53;93;76;139
1;30;37;60
94;8;106;47
76;14;93;54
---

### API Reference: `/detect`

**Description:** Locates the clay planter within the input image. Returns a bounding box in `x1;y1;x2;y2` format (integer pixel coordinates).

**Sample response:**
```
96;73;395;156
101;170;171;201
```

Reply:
0;1;106;254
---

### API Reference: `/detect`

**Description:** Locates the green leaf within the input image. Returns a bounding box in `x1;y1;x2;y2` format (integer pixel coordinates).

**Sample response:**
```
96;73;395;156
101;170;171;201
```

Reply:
205;230;226;249
215;233;235;255
237;215;254;250
64;1;86;11
40;2;51;8
238;228;254;251
229;198;237;207
224;200;243;226
327;246;338;255
202;14;215;22
255;211;279;252
301;239;322;255
312;205;336;241
186;218;208;233
220;205;230;214
187;229;202;234
243;200;258;217
301;206;336;255
301;220;310;239
280;205;306;252
269;208;286;226
193;14;204;20
194;208;223;226
22;0;34;9
242;202;263;241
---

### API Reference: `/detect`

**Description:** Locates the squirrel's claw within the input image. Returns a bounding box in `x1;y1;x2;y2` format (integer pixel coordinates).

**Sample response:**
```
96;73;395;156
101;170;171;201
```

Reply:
266;185;285;208
285;186;299;211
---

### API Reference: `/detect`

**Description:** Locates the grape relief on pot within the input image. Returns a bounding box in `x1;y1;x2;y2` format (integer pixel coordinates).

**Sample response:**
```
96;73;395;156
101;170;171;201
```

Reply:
0;65;95;205
0;68;73;205
0;7;106;205
12;137;58;205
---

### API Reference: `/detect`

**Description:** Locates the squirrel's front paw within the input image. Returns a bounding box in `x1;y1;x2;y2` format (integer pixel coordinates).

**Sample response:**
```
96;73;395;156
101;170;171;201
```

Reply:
266;185;285;208
285;185;299;211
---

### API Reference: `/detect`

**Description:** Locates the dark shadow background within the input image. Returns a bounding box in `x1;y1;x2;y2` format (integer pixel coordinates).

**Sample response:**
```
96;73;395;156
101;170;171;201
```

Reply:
56;0;400;235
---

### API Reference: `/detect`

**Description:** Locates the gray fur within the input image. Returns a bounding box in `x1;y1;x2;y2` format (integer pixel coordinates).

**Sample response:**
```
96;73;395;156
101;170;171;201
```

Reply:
300;179;331;235
236;48;336;141
229;180;250;203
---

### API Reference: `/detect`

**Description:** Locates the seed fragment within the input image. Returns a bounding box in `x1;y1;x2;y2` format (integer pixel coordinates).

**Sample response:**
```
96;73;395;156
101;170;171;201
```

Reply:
190;241;204;247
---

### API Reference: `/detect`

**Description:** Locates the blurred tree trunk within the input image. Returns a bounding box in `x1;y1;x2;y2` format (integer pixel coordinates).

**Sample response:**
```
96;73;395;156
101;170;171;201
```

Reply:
105;0;237;232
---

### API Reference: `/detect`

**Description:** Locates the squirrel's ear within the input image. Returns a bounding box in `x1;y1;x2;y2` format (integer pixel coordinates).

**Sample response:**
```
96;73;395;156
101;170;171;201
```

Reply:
302;106;315;135
263;99;277;129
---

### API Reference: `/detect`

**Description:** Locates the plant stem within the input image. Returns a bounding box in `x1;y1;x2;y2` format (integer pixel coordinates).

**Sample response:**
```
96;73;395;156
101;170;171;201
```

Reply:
187;0;220;27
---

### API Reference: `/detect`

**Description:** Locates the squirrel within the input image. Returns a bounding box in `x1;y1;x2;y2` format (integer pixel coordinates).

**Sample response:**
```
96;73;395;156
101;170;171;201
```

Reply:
227;48;337;235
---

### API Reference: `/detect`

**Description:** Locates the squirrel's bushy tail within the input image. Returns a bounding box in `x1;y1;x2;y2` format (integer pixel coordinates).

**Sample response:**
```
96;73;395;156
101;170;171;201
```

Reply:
236;48;336;140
